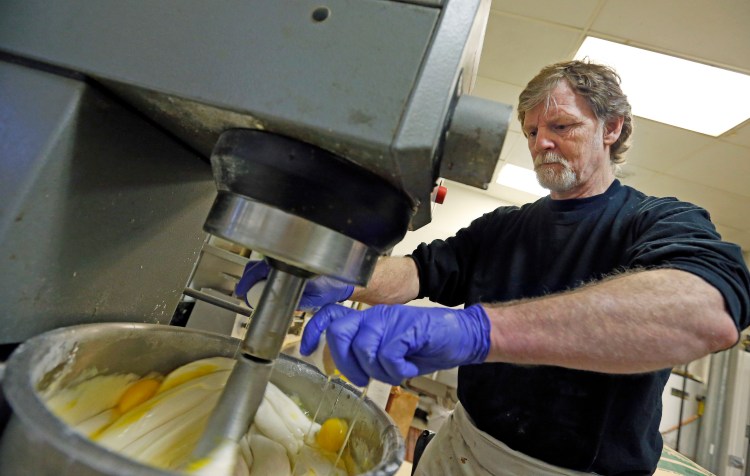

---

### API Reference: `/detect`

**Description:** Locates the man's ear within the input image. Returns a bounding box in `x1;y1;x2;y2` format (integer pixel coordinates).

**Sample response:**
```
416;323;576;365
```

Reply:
603;116;624;146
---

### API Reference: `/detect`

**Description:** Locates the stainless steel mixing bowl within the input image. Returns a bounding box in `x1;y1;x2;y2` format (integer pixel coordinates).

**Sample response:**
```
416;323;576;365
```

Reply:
0;323;404;475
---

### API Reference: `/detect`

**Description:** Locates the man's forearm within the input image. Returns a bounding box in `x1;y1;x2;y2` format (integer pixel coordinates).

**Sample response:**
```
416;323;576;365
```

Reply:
484;269;739;373
351;256;420;305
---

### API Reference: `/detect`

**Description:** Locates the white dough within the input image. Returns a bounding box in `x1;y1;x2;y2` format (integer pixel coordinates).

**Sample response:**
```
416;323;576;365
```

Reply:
46;356;356;476
253;397;301;457
247;433;292;476
46;373;139;425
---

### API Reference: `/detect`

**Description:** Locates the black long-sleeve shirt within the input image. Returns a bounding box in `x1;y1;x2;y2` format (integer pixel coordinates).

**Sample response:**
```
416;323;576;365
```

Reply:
411;180;750;474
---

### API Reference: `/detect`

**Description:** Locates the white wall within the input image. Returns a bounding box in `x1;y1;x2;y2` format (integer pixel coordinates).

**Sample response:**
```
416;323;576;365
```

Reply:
390;180;515;308
392;180;514;258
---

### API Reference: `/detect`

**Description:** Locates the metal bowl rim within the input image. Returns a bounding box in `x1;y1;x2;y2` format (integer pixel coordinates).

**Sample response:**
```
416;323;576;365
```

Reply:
3;322;404;475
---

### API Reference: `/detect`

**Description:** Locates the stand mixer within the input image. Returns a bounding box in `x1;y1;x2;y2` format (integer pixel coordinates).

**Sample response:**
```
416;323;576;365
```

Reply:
0;0;512;466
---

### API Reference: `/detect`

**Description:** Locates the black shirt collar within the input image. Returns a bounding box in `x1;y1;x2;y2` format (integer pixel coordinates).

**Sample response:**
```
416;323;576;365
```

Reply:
544;179;622;213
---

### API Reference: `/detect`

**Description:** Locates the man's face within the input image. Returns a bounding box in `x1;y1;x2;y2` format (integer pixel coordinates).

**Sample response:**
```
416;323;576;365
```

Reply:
522;81;620;199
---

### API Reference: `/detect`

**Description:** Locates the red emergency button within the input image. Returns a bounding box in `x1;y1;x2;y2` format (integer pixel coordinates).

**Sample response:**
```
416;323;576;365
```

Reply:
432;184;448;204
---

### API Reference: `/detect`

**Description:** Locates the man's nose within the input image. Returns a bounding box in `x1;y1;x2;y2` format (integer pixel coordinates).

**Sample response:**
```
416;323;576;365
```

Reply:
534;128;555;150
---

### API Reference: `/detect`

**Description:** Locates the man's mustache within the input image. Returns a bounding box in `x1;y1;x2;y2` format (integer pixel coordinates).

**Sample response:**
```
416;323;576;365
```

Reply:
534;153;568;167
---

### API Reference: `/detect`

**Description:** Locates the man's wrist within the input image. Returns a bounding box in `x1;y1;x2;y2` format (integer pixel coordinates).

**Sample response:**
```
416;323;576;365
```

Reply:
338;285;355;302
464;304;491;364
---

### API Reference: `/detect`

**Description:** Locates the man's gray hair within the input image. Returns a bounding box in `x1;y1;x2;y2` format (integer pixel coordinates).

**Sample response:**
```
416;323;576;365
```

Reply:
518;60;633;164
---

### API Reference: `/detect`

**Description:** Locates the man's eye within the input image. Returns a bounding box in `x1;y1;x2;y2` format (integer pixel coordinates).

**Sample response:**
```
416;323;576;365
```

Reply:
527;131;537;138
554;123;577;132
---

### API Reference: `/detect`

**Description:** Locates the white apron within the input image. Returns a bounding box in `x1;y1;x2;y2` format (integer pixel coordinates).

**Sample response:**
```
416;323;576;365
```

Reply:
413;403;595;476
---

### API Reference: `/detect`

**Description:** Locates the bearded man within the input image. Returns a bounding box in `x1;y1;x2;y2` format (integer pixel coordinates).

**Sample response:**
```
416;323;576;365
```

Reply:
238;60;750;475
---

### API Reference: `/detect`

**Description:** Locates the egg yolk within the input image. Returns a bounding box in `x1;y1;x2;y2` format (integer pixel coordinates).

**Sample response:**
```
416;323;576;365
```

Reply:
116;378;161;414
157;364;220;394
316;417;349;453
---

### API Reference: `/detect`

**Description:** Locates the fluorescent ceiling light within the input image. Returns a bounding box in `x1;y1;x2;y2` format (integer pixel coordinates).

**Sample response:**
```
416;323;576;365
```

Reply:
574;37;750;136
496;163;548;197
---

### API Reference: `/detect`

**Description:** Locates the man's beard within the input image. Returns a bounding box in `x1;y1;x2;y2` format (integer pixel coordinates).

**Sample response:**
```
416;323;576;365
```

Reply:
534;152;578;193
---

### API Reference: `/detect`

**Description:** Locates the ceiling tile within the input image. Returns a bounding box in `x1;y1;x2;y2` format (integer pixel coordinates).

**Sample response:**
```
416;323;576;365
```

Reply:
498;130;523;161
715;224;734;237
478;12;583;87
618;164;659;192
489;0;601;29
472;0;750;251
721;121;750;148
715;225;750;251
473;76;522;112
472;76;523;133
626;117;714;173
591;0;750;72
664;141;750;198
629;171;750;233
503;132;533;168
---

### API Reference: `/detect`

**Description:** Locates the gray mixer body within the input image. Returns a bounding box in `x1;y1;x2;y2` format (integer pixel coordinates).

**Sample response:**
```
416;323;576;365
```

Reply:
0;0;511;344
0;1;511;467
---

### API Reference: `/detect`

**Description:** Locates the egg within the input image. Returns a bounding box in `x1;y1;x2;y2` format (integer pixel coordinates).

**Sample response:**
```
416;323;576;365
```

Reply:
157;356;235;394
45;373;139;425
117;378;161;413
316;417;349;453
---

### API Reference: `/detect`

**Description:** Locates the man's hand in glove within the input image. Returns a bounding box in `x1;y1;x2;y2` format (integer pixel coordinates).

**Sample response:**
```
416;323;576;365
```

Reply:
235;260;354;311
300;303;491;386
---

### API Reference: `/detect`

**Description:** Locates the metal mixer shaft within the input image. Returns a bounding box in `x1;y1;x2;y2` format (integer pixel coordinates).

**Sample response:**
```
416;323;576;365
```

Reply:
190;259;310;460
192;130;401;461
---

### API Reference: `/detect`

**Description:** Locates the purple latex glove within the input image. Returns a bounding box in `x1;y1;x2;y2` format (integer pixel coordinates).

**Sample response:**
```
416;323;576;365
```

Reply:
235;260;354;311
300;303;491;386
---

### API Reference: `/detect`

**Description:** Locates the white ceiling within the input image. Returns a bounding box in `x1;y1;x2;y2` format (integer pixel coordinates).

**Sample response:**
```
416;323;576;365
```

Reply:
472;0;750;252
